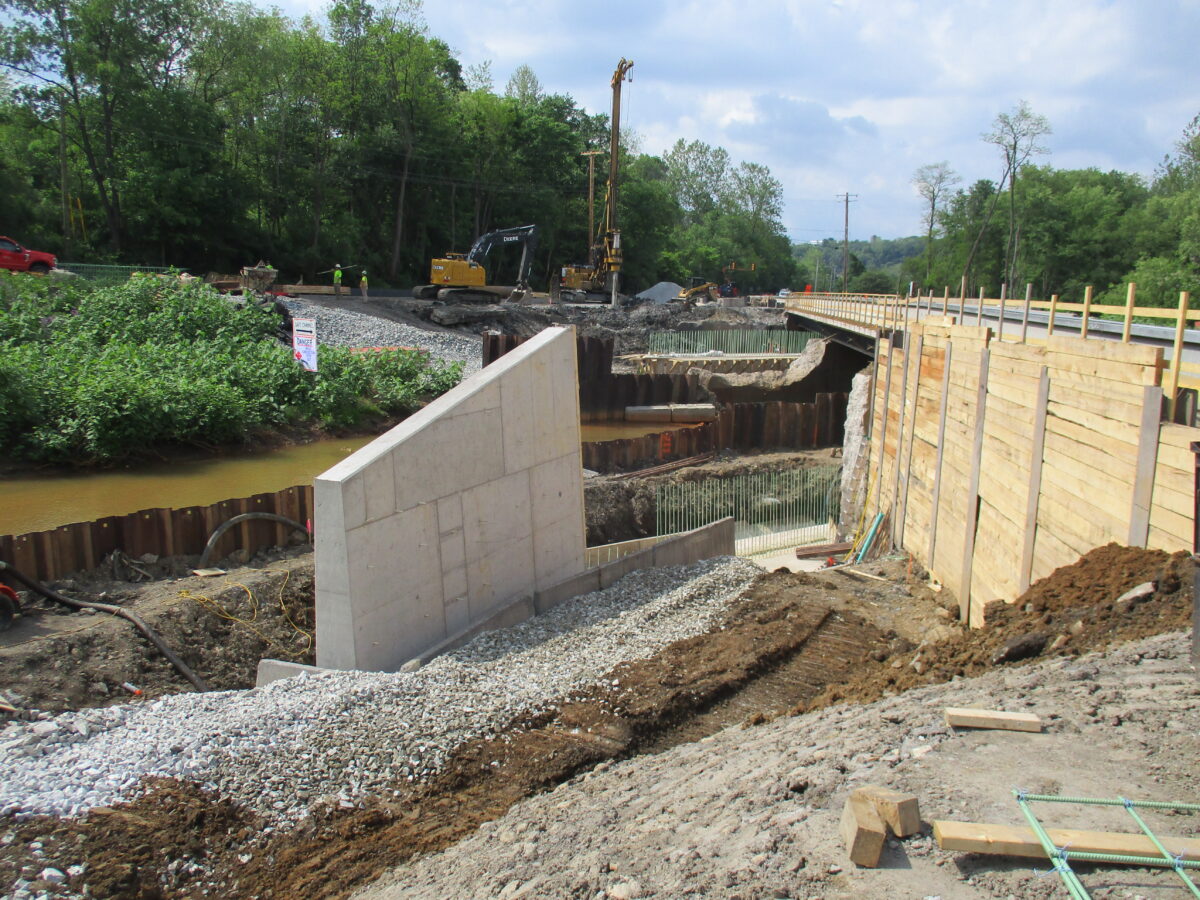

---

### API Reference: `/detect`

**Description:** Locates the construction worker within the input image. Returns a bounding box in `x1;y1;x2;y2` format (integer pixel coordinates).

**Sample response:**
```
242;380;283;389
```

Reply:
359;270;369;299
333;264;343;298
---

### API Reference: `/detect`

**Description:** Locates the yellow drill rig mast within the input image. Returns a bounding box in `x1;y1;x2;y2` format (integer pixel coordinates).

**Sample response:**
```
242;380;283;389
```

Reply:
559;58;633;305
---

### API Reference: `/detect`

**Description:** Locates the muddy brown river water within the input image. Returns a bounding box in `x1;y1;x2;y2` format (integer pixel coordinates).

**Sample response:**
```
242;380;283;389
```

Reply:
0;423;664;536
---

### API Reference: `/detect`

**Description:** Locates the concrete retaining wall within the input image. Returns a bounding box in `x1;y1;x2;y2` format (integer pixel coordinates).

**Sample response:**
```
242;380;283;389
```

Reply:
313;326;585;671
259;516;736;686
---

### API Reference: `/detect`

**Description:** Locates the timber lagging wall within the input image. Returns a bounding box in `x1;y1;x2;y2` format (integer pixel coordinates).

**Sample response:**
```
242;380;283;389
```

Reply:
867;321;1197;626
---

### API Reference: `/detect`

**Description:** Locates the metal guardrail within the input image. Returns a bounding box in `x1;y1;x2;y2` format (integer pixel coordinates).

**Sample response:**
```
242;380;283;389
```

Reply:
59;263;178;285
656;465;842;557
646;329;814;355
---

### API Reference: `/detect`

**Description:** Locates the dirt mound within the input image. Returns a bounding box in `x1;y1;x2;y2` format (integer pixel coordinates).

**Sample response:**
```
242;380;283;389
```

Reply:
802;543;1192;711
0;572;882;900
0;553;314;712
0;779;256;899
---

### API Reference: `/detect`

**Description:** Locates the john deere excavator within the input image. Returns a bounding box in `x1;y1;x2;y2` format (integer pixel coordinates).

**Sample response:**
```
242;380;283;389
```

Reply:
414;224;539;302
558;58;633;305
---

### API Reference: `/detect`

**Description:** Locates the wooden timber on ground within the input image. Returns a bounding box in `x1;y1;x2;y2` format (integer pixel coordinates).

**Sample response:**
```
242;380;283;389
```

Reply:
933;820;1200;862
793;541;853;559
853;785;921;838
943;708;1043;732
840;791;887;867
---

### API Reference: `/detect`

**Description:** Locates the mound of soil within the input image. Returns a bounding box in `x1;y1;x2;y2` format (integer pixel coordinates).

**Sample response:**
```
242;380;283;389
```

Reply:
802;543;1193;712
0;553;314;712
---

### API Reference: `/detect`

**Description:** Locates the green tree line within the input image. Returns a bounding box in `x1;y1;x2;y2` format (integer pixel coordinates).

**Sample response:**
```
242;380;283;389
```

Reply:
906;104;1200;309
0;0;797;293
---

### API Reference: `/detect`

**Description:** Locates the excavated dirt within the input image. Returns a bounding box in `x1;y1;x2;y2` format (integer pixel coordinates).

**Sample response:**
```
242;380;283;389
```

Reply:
0;550;314;712
0;545;1191;900
800;543;1193;712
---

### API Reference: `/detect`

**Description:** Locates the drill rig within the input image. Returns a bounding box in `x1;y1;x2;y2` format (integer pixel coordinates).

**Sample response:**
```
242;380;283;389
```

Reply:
558;58;633;305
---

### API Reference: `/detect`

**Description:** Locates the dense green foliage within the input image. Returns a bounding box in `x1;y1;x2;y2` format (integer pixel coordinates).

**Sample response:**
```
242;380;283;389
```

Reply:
0;0;797;294
0;274;461;463
902;109;1200;308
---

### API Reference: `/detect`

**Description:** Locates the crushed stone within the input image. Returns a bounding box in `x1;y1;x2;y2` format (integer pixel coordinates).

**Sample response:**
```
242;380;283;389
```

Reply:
279;299;482;376
0;558;761;824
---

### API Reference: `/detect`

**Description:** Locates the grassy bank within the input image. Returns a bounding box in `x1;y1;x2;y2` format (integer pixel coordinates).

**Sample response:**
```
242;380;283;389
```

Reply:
0;273;461;465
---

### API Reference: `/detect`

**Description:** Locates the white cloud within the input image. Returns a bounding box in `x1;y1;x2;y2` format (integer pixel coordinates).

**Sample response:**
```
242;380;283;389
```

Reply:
265;0;1200;239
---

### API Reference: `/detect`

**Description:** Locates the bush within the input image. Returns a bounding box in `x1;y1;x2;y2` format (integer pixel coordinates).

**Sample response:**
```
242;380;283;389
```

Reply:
0;273;462;463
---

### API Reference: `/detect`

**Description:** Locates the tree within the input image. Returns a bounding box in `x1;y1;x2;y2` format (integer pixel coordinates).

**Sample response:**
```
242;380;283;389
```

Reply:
505;65;541;107
984;100;1051;288
911;161;958;283
664;139;729;223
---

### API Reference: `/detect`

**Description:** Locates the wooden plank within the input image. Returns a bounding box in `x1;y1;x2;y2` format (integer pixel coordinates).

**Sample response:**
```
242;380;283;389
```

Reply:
1156;424;1200;470
1043;350;1159;387
896;334;924;549
1149;503;1192;545
1045;334;1162;367
1046;381;1145;426
944;708;1042;732
1037;485;1126;551
1129;385;1162;547
1047;402;1140;449
1019;369;1051;592
841;791;887;867
962;348;990;626
1151;481;1193;519
1148;524;1191;552
1045;414;1143;463
854;786;921;838
933;820;1200;863
1039;458;1134;521
1031;526;1084;585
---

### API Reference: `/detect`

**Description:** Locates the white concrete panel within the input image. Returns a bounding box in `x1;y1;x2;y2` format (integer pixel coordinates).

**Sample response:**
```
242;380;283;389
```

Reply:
392;407;505;511
315;326;585;672
461;469;532;557
500;361;536;474
469;535;536;619
363;457;396;524
437;494;463;536
530;453;585;533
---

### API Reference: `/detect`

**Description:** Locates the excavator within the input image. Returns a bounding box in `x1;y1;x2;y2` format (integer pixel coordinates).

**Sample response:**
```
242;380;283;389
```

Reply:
557;58;634;305
414;224;539;302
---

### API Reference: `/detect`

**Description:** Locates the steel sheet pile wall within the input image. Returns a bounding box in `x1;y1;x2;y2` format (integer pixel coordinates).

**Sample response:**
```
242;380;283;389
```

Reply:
583;394;849;473
0;486;314;587
868;321;1195;626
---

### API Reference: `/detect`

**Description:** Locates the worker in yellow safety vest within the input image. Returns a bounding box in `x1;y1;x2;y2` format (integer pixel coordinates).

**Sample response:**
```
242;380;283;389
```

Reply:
333;264;343;297
359;270;369;299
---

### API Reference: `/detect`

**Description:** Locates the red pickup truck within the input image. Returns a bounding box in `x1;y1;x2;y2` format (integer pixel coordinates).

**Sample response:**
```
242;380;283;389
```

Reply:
0;236;56;274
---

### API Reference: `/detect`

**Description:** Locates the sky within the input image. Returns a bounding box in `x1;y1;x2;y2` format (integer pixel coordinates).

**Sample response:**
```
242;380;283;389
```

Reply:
275;0;1200;242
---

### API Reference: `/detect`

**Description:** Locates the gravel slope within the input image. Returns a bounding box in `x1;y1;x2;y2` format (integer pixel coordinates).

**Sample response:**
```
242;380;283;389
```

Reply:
279;298;483;376
358;631;1200;900
0;558;760;824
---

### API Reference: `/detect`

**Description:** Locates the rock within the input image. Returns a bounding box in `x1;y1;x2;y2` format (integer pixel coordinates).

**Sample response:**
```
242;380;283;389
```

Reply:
1114;582;1156;614
1049;635;1069;651
607;880;642;899
992;632;1050;665
399;659;422;672
138;553;159;564
39;868;65;884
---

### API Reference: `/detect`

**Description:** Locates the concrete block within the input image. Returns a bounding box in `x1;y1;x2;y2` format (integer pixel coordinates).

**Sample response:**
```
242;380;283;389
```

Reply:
461;469;532;556
313;481;350;598
443;580;469;633
534;567;602;614
256;658;327;687
314;586;356;669
446;379;501;418
439;527;466;574
469;536;536;620
341;473;367;531
534;514;586;587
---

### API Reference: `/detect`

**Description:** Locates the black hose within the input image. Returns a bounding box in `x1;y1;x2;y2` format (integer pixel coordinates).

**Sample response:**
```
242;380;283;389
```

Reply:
0;560;210;693
196;512;309;569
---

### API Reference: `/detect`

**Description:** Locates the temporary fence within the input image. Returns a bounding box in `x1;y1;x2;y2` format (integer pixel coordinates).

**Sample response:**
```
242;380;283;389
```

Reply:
646;329;814;356
655;465;841;557
59;263;178;285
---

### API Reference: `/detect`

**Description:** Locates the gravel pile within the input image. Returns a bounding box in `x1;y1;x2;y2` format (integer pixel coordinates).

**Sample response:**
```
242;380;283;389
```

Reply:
279;299;483;376
0;558;761;824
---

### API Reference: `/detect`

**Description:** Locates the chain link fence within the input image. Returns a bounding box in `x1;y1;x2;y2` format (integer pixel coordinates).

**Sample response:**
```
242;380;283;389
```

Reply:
59;263;180;285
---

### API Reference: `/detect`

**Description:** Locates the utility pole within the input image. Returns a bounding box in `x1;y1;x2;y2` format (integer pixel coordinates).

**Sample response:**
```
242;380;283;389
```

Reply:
581;150;601;263
837;192;858;292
